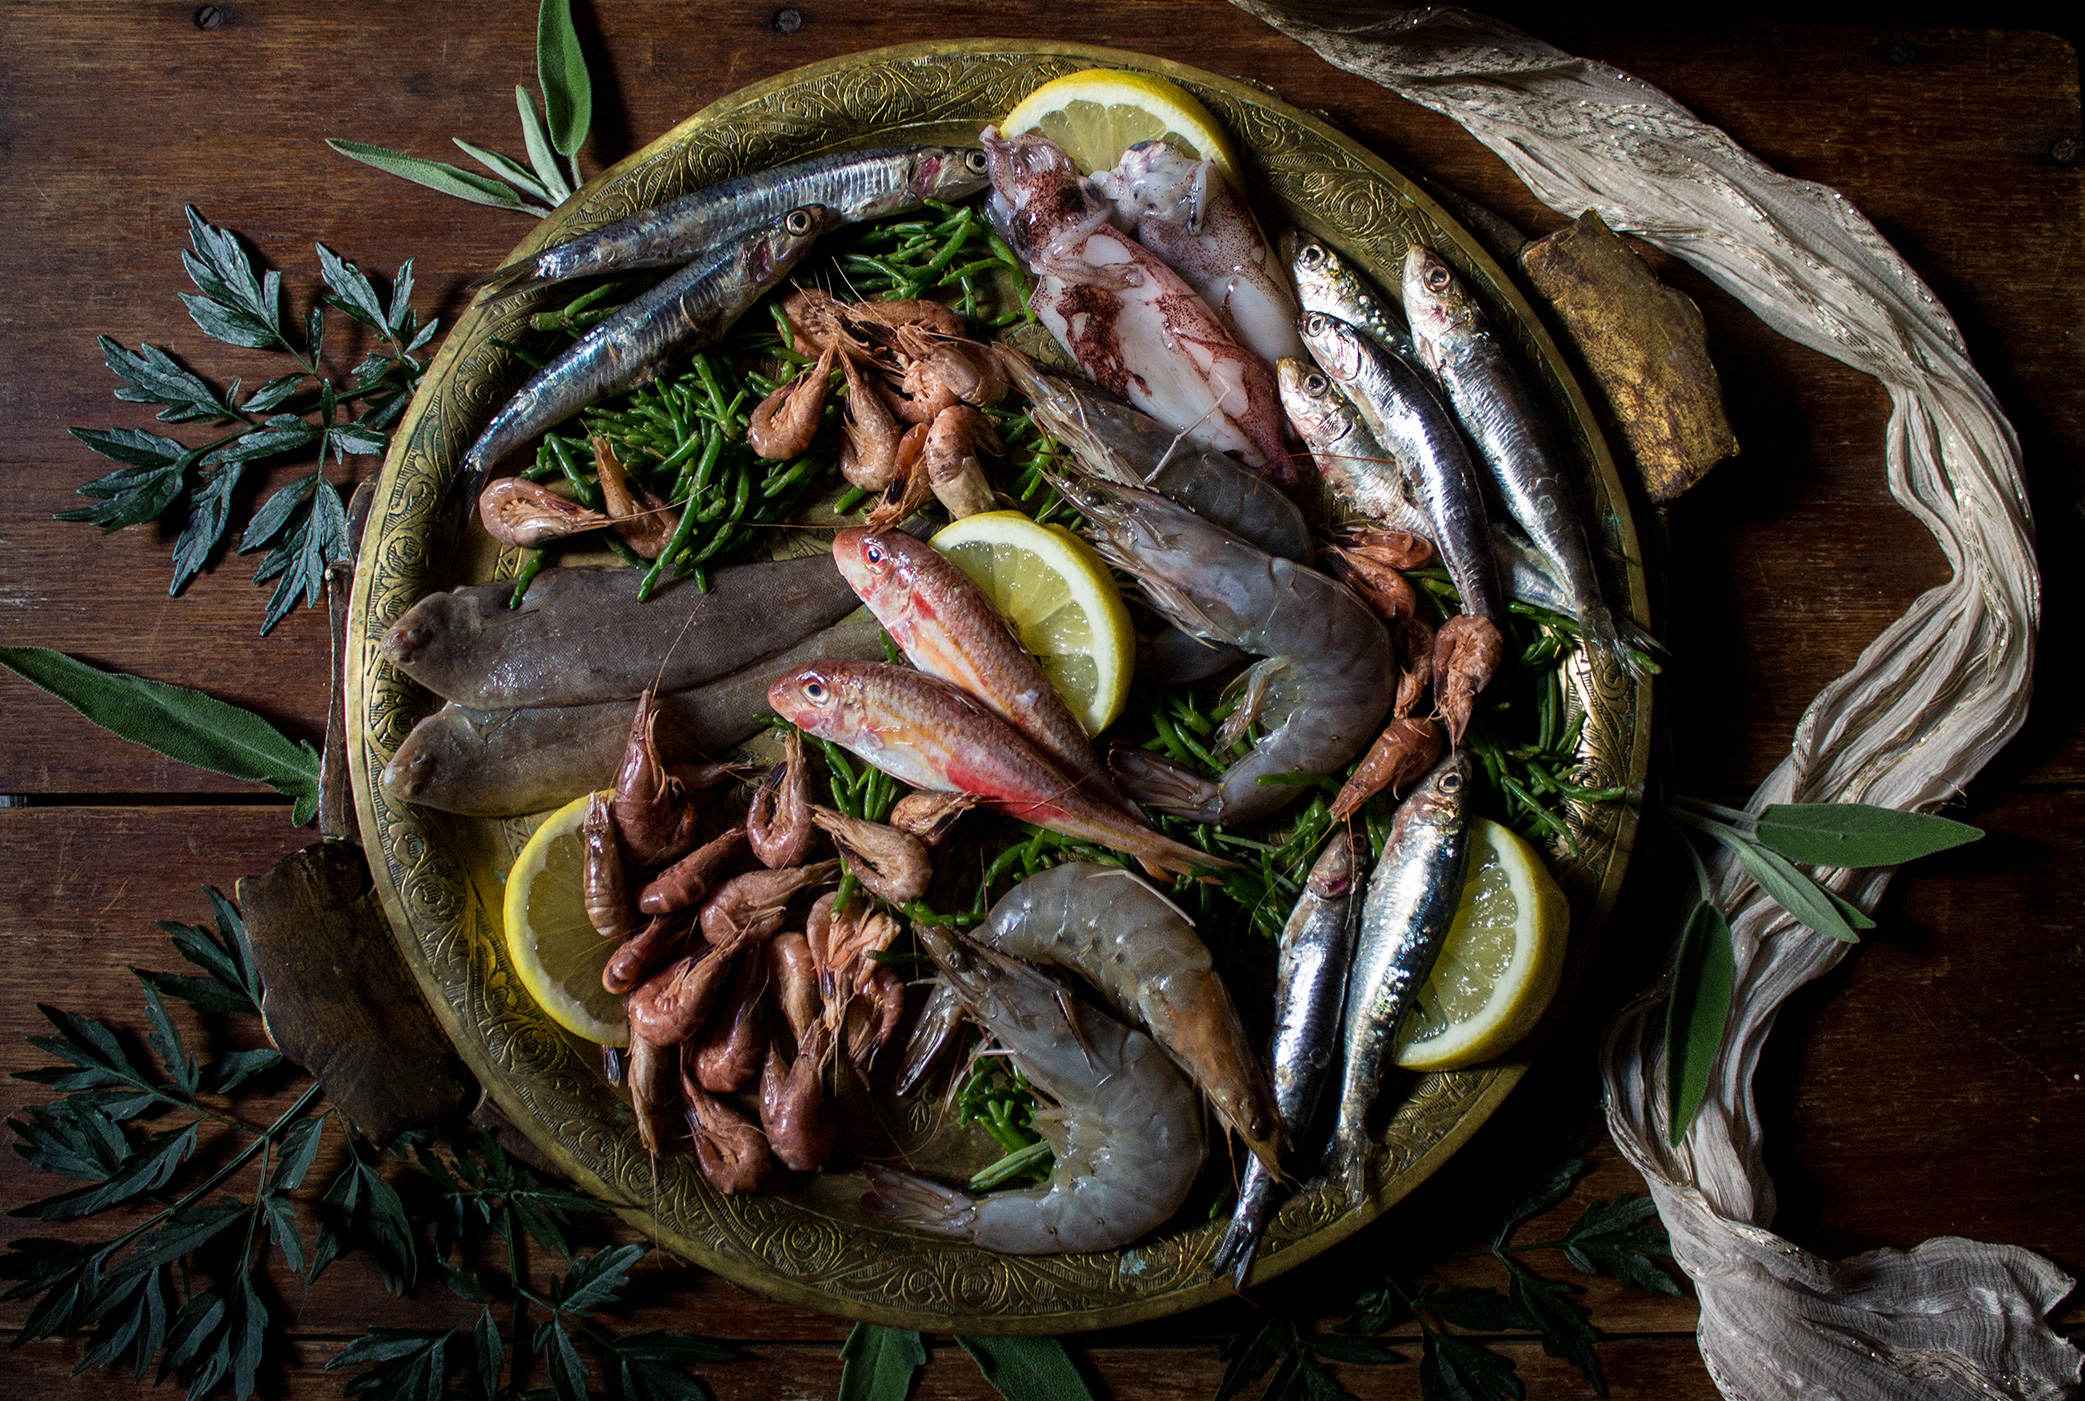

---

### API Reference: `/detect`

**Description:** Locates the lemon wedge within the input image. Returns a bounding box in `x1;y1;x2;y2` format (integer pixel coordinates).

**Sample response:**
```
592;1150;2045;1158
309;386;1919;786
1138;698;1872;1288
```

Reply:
1002;68;1240;179
1393;819;1569;1071
503;792;629;1046
929;510;1135;735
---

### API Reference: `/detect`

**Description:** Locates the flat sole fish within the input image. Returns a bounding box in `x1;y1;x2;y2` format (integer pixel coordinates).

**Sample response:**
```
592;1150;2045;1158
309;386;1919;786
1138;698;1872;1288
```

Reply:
1331;752;1474;1207
381;554;862;711
380;614;887;817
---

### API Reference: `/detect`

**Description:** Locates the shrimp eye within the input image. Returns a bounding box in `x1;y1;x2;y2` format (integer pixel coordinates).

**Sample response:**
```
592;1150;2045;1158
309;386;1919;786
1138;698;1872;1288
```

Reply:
802;679;831;706
965;148;989;174
786;208;816;236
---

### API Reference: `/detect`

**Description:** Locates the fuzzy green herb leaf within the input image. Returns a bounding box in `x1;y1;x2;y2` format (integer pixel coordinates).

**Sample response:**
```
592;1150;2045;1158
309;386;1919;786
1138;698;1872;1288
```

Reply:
839;1324;927;1401
0;648;320;819
956;1336;1095;1401
454;138;554;204
1665;899;1734;1146
327;140;536;212
536;0;592;158
1725;832;1864;943
515;84;573;203
1754;802;1983;868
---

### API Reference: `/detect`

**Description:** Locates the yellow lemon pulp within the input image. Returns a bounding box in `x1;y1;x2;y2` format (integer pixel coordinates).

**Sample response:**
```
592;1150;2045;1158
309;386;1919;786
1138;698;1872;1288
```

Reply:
502;792;629;1046
1394;819;1570;1071
1001;68;1241;178
929;511;1135;735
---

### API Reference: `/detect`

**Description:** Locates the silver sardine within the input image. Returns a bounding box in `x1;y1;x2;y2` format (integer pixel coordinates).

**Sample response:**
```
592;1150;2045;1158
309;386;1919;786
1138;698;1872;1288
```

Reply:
460;207;836;495
1277;356;1433;538
478;145;990;298
379;614;885;816
1402;246;1634;673
1331;751;1473;1207
380;553;863;711
1299;313;1505;624
1281;229;1417;364
1211;833;1362;1287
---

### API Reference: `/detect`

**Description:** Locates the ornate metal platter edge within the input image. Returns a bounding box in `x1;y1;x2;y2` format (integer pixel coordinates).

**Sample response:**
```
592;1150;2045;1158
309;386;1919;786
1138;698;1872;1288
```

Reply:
346;40;1650;1333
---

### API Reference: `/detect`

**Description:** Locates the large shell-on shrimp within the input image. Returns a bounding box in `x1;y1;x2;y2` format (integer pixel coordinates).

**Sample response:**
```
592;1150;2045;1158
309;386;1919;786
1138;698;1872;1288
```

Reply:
860;924;1205;1255
1047;469;1394;827
978;862;1281;1173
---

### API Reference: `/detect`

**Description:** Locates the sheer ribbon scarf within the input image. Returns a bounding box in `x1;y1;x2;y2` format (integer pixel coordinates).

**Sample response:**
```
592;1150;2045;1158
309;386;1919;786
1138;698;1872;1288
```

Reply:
1228;4;2077;1396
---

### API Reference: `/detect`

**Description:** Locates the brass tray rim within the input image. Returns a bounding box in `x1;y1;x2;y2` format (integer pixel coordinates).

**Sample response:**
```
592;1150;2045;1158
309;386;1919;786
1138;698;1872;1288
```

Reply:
346;37;1650;1334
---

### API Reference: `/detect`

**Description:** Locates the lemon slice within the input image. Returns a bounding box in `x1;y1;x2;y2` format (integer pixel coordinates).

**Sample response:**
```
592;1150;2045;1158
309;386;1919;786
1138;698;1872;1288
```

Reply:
1394;819;1569;1071
1002;68;1240;179
503;792;629;1047
929;510;1135;735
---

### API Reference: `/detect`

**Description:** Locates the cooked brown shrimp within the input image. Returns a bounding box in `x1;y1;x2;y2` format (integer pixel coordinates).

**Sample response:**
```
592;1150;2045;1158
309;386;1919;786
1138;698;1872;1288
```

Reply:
809;806;932;904
627;948;733;1049
637;826;748;916
692;955;769;1093
923;405;999;519
612;691;702;868
698;861;840;951
681;1073;771;1195
1331;718;1445;821
746;731;814;869
1394;615;1436;719
888;789;977;847
582;792;635;940
479;477;612;547
1322;541;1418;622
767;930;819;1051
602;910;694;995
592;437;673;560
837;350;903;492
761;1025;837;1172
747;344;835;460
1432;614;1504;745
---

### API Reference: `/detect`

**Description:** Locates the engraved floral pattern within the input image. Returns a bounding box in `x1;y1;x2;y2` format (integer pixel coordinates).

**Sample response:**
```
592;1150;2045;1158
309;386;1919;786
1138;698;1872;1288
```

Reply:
344;41;1648;1333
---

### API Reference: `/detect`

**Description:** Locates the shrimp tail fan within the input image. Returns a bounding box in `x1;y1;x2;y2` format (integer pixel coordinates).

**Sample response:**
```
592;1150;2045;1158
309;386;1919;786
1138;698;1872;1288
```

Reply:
859;1163;977;1239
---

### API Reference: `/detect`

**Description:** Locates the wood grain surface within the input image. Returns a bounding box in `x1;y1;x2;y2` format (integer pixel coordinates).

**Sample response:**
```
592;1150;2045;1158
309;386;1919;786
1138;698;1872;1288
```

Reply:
1;3;2079;1397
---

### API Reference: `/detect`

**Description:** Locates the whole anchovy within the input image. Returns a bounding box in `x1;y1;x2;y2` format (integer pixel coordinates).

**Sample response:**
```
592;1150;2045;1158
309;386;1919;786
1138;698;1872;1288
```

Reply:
1402;246;1632;671
1211;833;1362;1287
1299;313;1504;624
378;614;885;816
1003;352;1310;562
767;659;1223;879
380;553;862;710
1276;356;1431;537
478;145;990;298
1331;752;1473;1207
1280;230;1417;364
459;207;836;496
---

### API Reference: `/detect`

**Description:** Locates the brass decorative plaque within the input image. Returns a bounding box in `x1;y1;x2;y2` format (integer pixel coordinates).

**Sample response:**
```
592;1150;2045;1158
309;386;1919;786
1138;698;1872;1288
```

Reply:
346;40;1649;1333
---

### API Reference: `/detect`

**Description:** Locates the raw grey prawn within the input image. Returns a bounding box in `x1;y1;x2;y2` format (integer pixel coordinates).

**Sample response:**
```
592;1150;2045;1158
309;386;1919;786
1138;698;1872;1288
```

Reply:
860;924;1205;1255
976;862;1281;1173
1044;467;1394;827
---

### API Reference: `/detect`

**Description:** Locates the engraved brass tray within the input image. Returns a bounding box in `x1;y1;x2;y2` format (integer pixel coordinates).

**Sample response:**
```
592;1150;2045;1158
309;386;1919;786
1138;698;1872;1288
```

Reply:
346;40;1649;1332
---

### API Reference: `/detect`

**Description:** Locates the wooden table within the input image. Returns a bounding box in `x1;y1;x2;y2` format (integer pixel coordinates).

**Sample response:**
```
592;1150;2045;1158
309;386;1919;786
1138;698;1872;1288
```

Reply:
2;4;2079;1396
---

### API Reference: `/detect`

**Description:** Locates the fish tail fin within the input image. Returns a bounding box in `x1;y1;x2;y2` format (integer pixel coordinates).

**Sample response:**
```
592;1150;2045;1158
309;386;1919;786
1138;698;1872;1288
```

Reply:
1211;1167;1277;1288
470;258;545;301
1336;1123;1371;1209
1582;602;1658;682
1134;830;1239;880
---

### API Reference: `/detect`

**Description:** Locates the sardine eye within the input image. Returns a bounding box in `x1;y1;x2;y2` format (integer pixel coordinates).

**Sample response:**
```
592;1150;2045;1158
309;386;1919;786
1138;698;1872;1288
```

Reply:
1302;312;1329;336
1304;373;1330;397
964;149;989;174
1299;244;1324;267
1439;771;1464;794
785;208;816;236
1425;265;1452;293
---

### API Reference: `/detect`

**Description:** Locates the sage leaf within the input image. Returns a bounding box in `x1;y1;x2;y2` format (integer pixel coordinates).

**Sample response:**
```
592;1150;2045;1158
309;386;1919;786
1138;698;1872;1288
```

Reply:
1727;835;1863;943
1664;900;1734;1146
454;138;553;205
326;139;536;212
956;1336;1096;1401
515;85;572;203
537;0;592;157
838;1324;926;1401
1755;802;1982;867
0;648;320;821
